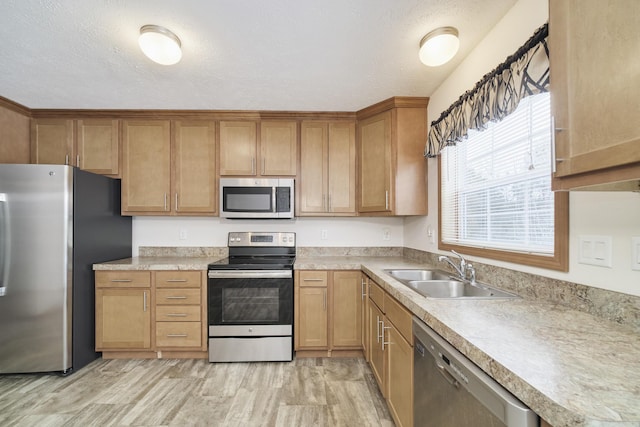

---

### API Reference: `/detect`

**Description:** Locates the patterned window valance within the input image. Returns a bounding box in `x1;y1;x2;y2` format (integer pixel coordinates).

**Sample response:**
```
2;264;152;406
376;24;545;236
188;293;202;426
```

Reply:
425;24;549;158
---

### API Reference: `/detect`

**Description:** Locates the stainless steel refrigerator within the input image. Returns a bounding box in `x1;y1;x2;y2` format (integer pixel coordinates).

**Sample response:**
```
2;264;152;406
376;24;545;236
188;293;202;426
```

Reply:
0;164;132;375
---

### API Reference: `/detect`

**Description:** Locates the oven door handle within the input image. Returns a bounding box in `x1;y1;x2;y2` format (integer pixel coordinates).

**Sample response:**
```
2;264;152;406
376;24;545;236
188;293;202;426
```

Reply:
208;270;292;279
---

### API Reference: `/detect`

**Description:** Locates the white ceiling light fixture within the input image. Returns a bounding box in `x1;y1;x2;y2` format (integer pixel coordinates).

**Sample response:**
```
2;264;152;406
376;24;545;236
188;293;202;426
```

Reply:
419;26;459;67
138;24;182;65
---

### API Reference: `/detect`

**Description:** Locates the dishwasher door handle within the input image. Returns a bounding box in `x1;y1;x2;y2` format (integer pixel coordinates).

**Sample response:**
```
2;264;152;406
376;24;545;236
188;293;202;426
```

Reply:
436;362;460;389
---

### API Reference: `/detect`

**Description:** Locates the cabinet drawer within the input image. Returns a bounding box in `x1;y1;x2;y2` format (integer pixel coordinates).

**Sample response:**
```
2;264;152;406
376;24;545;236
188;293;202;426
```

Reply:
155;322;201;347
385;295;413;345
96;271;151;288
298;270;328;287
369;280;385;311
155;271;202;288
155;289;201;305
156;305;201;322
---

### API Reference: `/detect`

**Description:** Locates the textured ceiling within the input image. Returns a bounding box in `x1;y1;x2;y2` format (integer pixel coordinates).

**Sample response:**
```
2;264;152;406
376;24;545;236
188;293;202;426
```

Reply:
0;0;517;111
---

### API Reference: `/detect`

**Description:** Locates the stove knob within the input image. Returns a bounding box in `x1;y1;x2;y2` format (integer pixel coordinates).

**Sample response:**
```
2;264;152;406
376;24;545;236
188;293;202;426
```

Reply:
248;328;253;333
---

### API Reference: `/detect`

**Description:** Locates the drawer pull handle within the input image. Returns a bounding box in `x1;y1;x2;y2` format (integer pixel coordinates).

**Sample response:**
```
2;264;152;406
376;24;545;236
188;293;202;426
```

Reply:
111;279;132;282
165;296;188;299
302;278;324;282
166;334;188;338
166;313;188;317
166;279;188;283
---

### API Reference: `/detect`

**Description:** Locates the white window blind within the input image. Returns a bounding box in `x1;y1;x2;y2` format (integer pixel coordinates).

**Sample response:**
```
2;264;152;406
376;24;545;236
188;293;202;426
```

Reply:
440;92;554;254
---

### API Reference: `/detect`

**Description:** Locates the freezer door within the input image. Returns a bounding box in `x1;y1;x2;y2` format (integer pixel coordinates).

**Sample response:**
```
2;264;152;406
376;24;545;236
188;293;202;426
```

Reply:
0;164;73;374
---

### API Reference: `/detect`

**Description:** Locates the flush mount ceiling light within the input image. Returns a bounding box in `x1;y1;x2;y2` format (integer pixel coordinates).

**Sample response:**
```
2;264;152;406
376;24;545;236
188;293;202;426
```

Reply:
138;24;182;65
419;26;459;67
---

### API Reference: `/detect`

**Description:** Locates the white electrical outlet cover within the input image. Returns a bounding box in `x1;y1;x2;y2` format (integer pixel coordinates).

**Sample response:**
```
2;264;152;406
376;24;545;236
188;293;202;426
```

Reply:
578;235;612;268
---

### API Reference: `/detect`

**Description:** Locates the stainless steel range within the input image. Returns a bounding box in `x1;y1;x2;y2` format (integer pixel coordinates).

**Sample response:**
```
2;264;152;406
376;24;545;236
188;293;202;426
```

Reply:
207;232;295;362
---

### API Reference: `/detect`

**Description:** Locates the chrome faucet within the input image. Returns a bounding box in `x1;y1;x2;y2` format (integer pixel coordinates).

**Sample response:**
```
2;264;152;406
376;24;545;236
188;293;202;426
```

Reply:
438;250;468;280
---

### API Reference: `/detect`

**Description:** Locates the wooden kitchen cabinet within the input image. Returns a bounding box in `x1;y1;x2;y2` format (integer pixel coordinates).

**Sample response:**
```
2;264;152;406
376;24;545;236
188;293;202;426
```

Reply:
549;0;640;190
77;119;120;175
31;118;74;166
361;274;370;362
367;277;414;427
154;271;206;350
122;120;171;213
299;121;356;215
122;120;216;215
219;121;257;175
260;121;297;176
96;270;207;358
330;271;362;348
296;271;329;349
95;271;152;351
172;120;217;214
31;118;120;176
368;299;386;393
295;270;363;356
356;97;428;215
219;120;297;176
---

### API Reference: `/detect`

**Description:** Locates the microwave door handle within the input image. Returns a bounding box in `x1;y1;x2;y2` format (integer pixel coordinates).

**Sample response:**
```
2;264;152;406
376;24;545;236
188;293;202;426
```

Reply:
272;187;277;213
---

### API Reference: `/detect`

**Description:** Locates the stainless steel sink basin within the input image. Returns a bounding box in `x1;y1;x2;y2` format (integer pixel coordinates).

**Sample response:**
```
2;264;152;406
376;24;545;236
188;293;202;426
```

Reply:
384;269;452;282
384;269;519;299
407;280;518;299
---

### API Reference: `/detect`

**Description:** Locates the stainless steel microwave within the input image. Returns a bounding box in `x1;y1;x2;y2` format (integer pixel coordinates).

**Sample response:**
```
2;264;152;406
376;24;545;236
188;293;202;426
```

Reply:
219;178;295;219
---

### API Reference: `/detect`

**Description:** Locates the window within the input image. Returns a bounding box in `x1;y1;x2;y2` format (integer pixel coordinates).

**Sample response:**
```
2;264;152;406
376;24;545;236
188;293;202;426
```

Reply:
439;92;568;270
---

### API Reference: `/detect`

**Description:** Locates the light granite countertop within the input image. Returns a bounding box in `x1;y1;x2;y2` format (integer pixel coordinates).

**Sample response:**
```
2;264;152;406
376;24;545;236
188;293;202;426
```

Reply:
94;255;640;426
92;256;220;271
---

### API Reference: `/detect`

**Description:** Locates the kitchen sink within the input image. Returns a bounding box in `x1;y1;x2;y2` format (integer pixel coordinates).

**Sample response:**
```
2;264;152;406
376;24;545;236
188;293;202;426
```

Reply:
384;269;452;282
406;280;518;299
384;269;519;299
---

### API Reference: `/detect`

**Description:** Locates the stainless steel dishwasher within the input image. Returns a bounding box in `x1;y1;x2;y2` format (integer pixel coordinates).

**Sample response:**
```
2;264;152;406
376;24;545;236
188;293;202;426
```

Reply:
413;317;539;427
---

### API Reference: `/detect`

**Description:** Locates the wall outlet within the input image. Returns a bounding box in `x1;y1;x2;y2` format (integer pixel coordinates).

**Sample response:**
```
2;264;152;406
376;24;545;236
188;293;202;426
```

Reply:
179;229;188;240
321;229;328;240
632;237;640;271
382;228;391;241
578;235;612;268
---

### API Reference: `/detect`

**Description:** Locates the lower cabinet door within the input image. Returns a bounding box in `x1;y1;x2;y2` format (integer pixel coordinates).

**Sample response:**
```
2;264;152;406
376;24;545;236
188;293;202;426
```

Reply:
96;288;151;350
296;286;328;349
387;325;413;427
369;302;386;396
331;271;362;348
156;322;201;348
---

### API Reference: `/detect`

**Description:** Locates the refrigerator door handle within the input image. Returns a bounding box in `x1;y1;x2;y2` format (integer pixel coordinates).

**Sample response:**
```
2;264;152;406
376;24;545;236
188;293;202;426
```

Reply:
0;193;8;297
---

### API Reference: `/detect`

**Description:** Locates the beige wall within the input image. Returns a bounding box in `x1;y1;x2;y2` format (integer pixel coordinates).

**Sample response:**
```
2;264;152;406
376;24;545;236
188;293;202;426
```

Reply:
0;99;30;163
404;0;640;297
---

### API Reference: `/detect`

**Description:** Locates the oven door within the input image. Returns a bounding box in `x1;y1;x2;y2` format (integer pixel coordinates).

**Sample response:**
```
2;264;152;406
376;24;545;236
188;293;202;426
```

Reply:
207;270;293;334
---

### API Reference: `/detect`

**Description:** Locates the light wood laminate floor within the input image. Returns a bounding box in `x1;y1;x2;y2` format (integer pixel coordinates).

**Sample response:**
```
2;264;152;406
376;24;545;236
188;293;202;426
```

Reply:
0;357;394;426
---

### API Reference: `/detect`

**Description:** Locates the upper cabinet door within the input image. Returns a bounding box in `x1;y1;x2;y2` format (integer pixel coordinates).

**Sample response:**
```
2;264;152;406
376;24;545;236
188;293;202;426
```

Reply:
31;118;74;166
219;121;257;176
358;111;392;213
77;119;120;176
122;120;171;213
260;121;297;176
550;0;640;189
327;122;356;214
300;121;328;213
172;121;217;214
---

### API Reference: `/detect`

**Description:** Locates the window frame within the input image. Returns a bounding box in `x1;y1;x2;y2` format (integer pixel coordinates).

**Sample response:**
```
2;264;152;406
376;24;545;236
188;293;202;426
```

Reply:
437;123;569;272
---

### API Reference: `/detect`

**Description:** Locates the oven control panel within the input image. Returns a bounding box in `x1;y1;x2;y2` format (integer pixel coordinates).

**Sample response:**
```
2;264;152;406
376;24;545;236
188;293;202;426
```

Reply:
228;232;296;247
